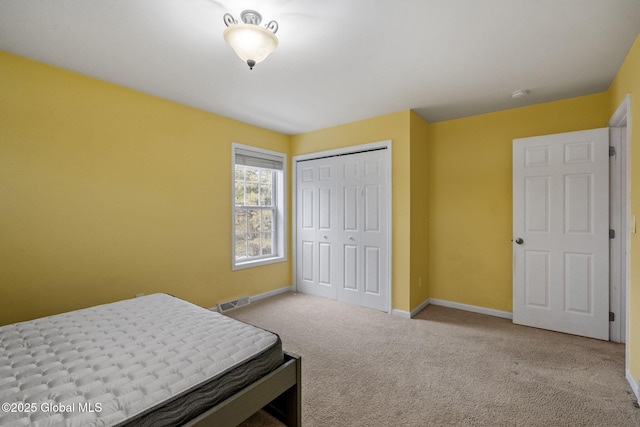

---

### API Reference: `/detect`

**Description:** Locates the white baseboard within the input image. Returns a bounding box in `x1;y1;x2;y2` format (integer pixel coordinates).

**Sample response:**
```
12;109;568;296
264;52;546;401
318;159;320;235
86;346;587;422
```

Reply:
249;285;293;303
391;309;411;318
229;290;513;322
392;298;512;320
429;298;513;319
209;285;293;312
390;297;431;318
410;298;431;318
627;370;640;403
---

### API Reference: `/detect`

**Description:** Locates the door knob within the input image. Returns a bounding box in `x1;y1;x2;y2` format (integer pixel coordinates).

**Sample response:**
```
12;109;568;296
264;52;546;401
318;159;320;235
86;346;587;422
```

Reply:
349;236;355;241
514;238;524;245
323;235;328;239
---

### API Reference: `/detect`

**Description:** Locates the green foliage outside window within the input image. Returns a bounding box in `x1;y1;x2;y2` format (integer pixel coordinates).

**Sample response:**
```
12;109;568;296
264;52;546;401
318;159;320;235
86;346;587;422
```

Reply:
235;165;275;260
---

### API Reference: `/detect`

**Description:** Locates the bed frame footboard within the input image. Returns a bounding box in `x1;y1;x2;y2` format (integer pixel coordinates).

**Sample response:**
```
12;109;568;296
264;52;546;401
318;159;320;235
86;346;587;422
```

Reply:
184;351;301;427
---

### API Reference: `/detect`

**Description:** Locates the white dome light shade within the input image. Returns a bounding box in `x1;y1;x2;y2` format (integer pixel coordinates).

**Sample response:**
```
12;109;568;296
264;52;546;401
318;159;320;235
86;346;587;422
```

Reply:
224;24;278;69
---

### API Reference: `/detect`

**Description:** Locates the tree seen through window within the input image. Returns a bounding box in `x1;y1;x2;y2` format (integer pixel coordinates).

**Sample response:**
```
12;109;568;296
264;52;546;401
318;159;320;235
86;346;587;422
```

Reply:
235;165;275;260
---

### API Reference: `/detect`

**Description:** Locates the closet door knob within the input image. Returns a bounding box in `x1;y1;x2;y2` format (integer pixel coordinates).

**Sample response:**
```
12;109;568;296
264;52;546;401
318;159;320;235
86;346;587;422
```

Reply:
514;238;524;245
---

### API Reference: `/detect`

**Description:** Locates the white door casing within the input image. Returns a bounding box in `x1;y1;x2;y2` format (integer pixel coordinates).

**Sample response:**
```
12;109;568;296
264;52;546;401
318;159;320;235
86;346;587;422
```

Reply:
513;128;609;340
295;144;390;312
609;127;627;343
608;94;630;346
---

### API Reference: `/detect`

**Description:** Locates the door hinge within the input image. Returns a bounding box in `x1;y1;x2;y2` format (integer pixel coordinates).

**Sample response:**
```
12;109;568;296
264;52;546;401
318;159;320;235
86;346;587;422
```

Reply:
609;229;615;239
609;312;615;322
609;146;616;156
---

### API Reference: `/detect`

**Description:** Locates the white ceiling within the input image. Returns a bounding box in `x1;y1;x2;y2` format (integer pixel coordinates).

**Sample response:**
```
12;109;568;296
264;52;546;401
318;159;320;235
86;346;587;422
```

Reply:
1;0;639;135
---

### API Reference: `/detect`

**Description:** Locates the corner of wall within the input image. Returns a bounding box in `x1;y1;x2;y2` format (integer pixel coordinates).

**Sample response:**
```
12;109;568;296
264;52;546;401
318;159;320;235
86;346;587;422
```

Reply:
0;51;293;324
409;111;430;311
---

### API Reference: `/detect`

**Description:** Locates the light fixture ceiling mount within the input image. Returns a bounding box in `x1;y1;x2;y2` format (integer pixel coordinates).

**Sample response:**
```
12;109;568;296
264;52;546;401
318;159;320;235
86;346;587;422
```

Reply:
223;10;279;70
511;89;529;99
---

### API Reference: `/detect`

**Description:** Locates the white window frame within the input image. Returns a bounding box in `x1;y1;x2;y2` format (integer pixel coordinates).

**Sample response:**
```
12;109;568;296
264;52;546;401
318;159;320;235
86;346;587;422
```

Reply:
231;143;287;270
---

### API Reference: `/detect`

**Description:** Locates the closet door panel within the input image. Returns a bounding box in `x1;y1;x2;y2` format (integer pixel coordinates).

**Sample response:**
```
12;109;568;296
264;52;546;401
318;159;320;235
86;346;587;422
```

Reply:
297;147;389;312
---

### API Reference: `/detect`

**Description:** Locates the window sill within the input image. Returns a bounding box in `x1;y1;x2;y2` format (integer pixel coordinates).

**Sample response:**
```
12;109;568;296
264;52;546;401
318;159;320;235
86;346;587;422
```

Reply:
232;256;286;271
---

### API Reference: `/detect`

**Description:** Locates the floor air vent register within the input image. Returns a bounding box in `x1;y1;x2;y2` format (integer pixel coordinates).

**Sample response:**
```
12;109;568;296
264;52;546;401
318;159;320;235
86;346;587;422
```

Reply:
218;297;250;312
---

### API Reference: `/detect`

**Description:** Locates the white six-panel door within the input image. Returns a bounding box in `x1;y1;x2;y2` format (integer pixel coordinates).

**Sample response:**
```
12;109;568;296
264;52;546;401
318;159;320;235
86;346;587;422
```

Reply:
296;149;389;312
297;158;339;300
513;128;609;340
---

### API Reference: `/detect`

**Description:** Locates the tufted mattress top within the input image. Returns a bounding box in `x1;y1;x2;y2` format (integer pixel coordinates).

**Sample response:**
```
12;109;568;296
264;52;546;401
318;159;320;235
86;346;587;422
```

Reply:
0;293;282;427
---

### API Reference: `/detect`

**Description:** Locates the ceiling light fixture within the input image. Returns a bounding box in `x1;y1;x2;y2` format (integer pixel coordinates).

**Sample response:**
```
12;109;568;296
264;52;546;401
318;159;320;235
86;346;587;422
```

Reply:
512;89;529;99
223;10;279;70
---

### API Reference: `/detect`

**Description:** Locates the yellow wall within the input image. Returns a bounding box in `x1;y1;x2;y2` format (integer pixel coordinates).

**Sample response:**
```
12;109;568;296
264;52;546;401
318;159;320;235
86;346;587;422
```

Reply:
608;34;640;381
427;92;610;312
3;32;638;386
409;112;430;309
0;51;291;325
291;111;413;312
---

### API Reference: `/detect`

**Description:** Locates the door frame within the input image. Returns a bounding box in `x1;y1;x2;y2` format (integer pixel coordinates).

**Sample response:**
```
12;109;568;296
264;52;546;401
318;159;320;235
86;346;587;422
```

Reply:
292;140;393;313
608;94;631;348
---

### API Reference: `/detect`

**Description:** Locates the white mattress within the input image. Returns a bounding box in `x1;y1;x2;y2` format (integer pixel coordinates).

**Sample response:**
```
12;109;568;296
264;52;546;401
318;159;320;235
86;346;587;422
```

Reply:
0;294;279;427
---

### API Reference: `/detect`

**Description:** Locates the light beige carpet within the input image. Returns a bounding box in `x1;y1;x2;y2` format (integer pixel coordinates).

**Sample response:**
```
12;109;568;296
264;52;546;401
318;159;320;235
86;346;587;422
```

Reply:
230;292;639;426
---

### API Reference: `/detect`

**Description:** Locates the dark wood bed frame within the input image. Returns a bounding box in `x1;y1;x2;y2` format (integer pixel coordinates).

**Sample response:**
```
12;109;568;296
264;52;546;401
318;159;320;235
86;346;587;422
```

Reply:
184;351;301;427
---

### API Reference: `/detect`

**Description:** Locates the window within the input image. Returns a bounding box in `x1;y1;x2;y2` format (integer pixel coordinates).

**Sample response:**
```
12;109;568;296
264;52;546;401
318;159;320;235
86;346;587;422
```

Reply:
232;144;286;269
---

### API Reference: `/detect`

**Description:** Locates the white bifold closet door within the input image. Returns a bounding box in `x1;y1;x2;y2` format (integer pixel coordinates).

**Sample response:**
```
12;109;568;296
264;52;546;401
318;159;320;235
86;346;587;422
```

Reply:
296;149;389;312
